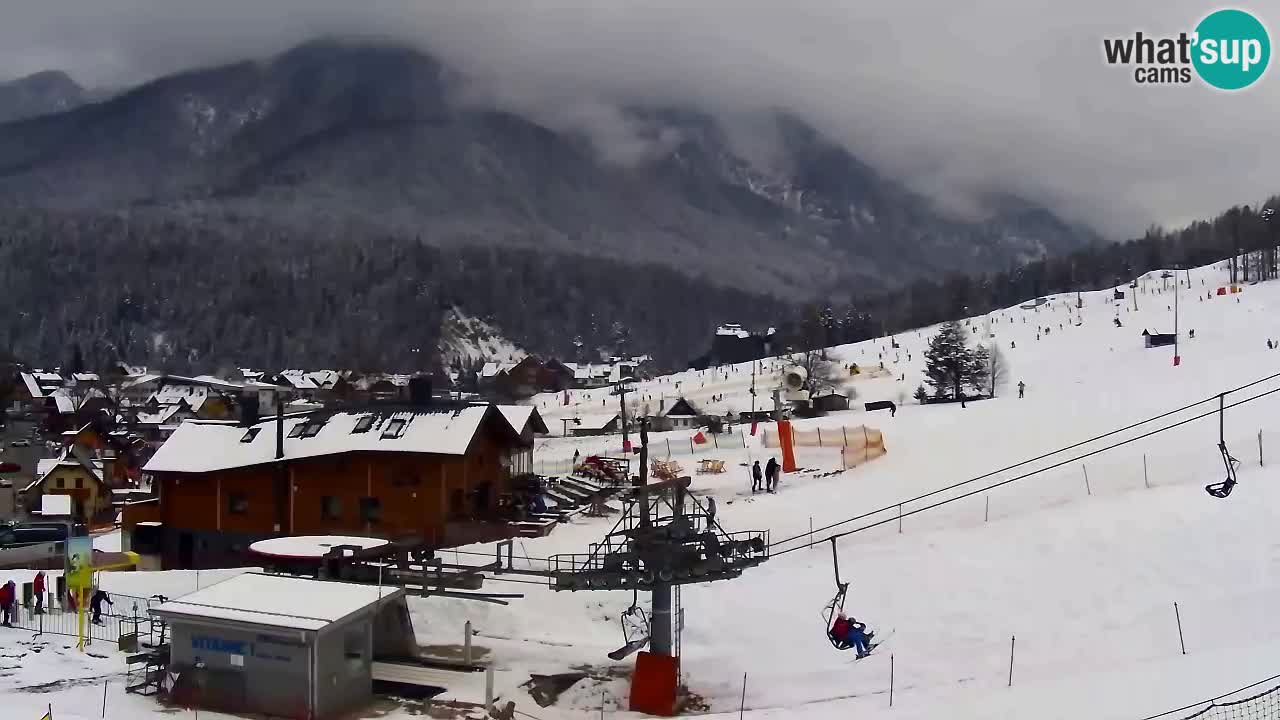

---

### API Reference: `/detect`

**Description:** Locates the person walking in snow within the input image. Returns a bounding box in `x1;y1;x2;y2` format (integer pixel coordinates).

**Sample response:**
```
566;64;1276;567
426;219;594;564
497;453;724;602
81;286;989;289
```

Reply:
751;461;763;493
1017;381;1026;399
0;579;14;627
765;457;780;493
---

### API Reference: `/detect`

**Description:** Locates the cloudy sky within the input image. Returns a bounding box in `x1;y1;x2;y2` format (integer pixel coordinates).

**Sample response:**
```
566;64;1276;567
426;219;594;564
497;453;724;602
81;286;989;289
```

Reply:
1;0;1276;238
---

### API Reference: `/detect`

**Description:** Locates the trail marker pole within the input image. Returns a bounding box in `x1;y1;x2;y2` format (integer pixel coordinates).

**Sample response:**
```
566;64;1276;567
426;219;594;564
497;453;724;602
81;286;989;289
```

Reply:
1175;602;1187;655
601;690;606;719
809;517;814;550
1082;464;1091;496
485;665;494;707
103;679;108;717
1259;430;1264;467
889;654;895;707
1007;635;1016;687
464;621;473;664
984;495;990;523
1143;454;1150;489
740;672;748;719
897;504;903;534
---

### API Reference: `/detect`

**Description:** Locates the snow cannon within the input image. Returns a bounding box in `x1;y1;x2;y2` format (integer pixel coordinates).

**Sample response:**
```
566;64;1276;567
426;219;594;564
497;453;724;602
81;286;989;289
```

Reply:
783;365;810;402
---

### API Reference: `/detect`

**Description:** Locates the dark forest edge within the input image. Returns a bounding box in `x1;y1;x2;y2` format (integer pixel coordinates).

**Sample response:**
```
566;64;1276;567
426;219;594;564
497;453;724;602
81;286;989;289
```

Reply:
1;196;1277;375
770;197;1280;354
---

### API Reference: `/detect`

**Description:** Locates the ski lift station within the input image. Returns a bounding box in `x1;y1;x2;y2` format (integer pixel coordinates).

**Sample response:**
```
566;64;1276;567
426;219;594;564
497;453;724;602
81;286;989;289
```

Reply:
150;572;418;719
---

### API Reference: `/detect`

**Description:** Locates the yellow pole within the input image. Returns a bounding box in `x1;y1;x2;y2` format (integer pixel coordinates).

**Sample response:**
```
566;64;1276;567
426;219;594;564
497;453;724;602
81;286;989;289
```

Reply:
76;587;86;651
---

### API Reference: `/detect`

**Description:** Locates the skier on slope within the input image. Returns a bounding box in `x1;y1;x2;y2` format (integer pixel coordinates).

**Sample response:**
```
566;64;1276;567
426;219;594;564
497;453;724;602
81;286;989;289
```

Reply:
751;461;763;493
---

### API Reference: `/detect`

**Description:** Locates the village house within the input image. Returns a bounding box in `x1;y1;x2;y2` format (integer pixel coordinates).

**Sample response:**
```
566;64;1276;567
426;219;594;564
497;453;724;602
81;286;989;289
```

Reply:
569;412;624;437
22;445;113;523
649;397;704;432
127;402;529;569
495;405;549;447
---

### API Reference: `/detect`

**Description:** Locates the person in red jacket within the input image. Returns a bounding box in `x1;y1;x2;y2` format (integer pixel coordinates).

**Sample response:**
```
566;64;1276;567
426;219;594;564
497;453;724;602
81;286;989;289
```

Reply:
32;572;45;614
0;579;14;626
830;612;851;646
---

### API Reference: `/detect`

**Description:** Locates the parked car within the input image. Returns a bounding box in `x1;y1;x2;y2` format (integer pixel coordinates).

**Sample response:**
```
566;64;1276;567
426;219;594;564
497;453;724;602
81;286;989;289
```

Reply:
10;440;30;447
0;525;69;548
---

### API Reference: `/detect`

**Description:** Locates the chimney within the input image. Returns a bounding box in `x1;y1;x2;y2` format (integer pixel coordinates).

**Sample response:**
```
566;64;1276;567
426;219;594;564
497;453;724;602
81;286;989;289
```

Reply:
275;395;285;460
239;393;260;427
409;377;432;407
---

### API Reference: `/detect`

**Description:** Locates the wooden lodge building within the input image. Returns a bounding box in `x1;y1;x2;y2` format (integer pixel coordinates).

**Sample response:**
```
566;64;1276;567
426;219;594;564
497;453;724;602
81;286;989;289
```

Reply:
126;402;532;569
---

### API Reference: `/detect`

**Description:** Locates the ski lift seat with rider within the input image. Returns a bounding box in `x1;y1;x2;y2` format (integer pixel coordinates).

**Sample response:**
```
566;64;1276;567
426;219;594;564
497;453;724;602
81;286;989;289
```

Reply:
821;539;873;651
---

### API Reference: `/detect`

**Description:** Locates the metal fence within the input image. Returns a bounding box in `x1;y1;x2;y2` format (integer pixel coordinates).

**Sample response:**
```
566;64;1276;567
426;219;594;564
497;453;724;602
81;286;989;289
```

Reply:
9;591;158;647
535;431;753;476
1144;673;1280;720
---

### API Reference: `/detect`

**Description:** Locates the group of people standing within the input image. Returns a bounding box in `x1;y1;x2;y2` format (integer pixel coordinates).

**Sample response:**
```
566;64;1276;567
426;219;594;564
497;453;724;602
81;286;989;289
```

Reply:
751;458;781;494
0;573;113;627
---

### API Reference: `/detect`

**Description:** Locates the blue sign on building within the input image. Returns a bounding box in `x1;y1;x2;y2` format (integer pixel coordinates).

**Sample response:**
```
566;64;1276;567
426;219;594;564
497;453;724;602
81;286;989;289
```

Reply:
192;635;247;655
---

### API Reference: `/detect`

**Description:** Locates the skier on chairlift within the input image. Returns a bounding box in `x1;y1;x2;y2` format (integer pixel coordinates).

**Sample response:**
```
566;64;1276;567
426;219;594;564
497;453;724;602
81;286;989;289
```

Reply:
829;611;875;658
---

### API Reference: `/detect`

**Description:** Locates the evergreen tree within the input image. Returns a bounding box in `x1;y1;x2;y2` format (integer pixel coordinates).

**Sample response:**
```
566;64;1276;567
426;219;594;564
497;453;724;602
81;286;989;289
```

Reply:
913;384;929;404
923;321;982;400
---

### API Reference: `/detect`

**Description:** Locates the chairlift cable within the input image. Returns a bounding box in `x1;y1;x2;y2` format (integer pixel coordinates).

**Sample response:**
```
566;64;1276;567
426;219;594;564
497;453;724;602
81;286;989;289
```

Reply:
775;381;1280;559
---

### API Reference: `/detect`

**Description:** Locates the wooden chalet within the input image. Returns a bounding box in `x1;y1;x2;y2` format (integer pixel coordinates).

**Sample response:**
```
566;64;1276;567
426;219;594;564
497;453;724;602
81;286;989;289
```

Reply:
569;412;623;437
649;397;704;432
128;404;529;569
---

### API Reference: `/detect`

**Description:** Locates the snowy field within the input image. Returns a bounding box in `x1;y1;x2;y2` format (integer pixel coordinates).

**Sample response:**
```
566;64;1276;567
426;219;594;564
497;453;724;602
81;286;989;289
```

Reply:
9;261;1280;719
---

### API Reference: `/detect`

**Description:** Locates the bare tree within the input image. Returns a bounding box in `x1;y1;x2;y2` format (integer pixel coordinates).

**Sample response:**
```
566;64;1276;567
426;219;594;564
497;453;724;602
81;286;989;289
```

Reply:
787;350;842;397
987;344;1009;398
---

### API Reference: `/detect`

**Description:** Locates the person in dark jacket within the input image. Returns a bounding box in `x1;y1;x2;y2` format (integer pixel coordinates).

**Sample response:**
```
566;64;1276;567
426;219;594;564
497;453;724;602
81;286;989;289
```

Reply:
751;461;763;493
845;616;874;657
90;589;113;626
765;458;780;493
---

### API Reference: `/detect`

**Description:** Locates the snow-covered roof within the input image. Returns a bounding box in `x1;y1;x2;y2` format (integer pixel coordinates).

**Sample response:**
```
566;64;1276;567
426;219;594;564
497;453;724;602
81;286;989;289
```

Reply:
51;391;75;414
135;405;183;426
250;536;389;560
152;384;212;411
144;406;498;474
278;371;319;390
35;459;58;478
72;372;99;383
497;405;547;435
20;373;45;399
151;572;403;631
716;324;752;338
481;361;515;378
572;413;620;431
308;370;341;388
122;373;164;389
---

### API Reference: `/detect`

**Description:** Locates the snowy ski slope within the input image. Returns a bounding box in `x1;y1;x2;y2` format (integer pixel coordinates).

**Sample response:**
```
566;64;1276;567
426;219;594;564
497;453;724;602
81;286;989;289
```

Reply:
8;260;1280;719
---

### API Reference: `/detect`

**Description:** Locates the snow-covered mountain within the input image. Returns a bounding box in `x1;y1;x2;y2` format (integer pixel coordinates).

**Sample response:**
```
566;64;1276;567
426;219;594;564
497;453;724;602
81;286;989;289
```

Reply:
0;40;1098;300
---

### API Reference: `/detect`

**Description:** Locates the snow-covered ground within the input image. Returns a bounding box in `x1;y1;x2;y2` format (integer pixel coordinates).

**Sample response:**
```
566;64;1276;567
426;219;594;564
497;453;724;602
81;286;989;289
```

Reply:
9;261;1280;719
